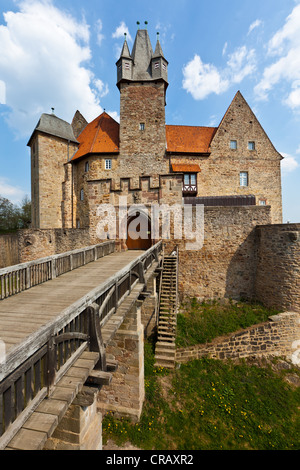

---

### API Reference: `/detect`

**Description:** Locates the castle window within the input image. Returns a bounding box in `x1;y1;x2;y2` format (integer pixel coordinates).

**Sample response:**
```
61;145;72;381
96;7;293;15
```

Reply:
183;173;197;195
80;188;84;201
139;123;145;131
105;159;112;170
240;172;248;187
230;140;237;149
248;141;255;150
85;161;89;172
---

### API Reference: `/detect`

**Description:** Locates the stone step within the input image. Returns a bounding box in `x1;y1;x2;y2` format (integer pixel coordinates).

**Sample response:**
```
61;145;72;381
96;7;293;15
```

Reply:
154;358;175;369
155;341;176;350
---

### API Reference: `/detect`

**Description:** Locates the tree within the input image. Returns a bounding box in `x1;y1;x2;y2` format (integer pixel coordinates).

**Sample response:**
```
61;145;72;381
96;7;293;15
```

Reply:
0;195;31;232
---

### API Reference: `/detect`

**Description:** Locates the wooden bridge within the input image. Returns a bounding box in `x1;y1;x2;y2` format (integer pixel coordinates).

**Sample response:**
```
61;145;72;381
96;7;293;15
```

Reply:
0;240;163;450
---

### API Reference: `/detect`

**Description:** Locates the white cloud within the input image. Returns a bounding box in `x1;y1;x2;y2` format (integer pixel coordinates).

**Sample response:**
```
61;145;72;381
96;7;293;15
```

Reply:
182;45;256;100
254;4;300;109
0;80;5;104
248;19;262;35
0;177;27;205
95;19;105;46
227;46;256;83
182;55;229;100
93;79;109;98
112;21;132;42
0;0;106;137
281;152;299;174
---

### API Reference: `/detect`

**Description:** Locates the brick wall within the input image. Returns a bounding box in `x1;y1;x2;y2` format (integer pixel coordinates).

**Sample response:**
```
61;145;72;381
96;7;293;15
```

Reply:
176;312;300;365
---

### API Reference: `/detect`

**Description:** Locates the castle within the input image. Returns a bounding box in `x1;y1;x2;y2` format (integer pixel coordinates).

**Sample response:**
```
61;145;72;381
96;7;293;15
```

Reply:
26;27;300;312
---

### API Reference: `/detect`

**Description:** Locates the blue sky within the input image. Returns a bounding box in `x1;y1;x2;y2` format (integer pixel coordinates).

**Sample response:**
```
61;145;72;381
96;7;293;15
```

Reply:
0;0;299;222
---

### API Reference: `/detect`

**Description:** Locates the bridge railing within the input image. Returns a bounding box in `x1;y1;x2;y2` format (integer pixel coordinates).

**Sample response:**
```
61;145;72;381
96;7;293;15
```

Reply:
0;241;115;300
0;241;162;448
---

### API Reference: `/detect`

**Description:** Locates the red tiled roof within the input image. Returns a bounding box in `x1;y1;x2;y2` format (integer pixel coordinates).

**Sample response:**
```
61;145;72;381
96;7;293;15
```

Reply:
166;125;217;154
172;164;201;172
71;112;119;161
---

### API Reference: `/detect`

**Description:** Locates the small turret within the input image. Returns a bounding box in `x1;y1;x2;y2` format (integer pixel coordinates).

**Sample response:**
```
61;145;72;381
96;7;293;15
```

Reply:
151;33;168;82
116;34;133;84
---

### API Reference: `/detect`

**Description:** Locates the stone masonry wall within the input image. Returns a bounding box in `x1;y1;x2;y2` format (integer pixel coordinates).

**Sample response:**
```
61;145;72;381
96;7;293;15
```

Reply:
255;223;300;312
174;205;271;301
97;303;145;422
31;133;78;229
119;82;169;177
17;228;90;263
0;233;19;268
176;312;300;365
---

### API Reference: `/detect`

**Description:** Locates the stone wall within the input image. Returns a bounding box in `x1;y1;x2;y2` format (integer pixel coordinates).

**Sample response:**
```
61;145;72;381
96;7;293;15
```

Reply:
119;82;169;177
176;312;300;365
255;223;300;312
0;233;19;268
97;303;145;421
30;133;78;229
175;205;271;301
17;228;91;263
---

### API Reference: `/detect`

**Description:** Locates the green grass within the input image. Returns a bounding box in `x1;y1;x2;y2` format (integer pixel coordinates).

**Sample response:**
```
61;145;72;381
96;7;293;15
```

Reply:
102;339;300;450
176;298;280;347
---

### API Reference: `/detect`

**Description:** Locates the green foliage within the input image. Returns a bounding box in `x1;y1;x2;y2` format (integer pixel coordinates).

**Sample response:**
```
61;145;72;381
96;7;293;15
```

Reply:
176;298;279;347
0;195;31;233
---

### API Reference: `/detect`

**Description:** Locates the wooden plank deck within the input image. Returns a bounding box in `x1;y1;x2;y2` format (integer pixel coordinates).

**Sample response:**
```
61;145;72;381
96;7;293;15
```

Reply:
0;250;144;356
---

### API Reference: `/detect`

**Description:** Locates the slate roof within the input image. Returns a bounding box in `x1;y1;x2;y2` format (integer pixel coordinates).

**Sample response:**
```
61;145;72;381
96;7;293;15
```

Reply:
27;113;78;146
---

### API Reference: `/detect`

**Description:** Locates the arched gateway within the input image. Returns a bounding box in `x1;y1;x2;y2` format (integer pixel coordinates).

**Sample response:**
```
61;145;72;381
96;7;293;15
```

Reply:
126;210;152;250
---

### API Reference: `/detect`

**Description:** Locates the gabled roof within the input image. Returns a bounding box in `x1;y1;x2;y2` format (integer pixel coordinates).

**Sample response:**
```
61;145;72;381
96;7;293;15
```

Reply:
166;125;217;154
71;112;119;161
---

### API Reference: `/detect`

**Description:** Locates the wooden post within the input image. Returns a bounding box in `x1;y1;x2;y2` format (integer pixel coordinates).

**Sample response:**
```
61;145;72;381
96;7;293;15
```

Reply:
88;303;106;371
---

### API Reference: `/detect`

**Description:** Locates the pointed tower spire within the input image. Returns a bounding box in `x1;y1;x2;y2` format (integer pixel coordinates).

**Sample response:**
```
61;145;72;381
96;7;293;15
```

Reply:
153;32;165;58
119;33;131;59
116;33;133;85
151;31;168;83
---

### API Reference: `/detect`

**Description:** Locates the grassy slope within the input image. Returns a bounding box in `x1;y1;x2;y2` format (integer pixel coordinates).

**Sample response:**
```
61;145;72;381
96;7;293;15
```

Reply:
102;301;300;450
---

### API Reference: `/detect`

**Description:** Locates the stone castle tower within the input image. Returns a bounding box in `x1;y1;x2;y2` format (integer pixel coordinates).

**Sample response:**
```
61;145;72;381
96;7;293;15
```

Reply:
117;28;169;176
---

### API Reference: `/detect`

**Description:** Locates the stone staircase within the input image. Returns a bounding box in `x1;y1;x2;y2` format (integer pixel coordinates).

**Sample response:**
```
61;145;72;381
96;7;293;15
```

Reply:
154;253;178;369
